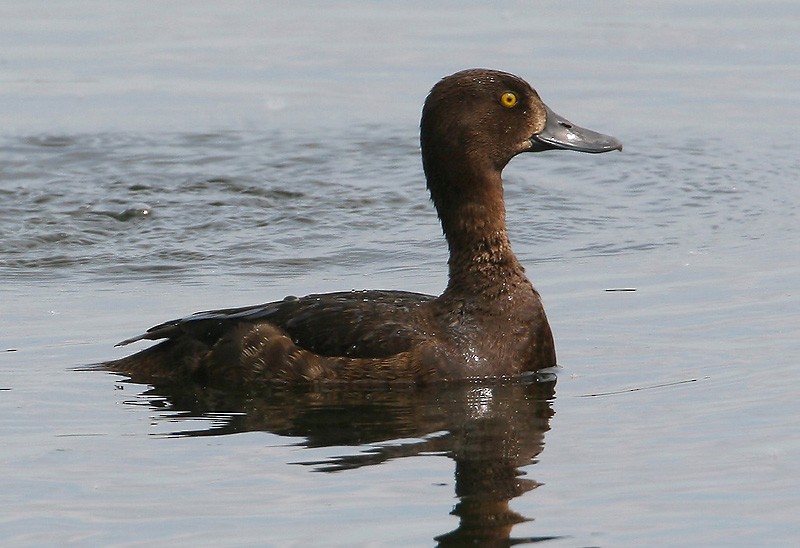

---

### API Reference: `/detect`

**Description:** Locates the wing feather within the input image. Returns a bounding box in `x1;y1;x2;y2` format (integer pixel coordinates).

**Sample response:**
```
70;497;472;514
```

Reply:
117;290;436;359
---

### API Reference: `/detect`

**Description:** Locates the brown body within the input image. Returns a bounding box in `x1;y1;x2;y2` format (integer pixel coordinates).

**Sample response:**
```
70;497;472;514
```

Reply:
106;69;621;386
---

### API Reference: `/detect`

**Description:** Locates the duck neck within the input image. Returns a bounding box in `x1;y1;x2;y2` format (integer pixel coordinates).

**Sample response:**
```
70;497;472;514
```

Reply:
430;164;529;297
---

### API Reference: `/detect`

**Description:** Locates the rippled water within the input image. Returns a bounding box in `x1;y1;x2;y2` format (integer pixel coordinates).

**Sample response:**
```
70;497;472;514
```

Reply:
2;2;800;546
0;130;428;283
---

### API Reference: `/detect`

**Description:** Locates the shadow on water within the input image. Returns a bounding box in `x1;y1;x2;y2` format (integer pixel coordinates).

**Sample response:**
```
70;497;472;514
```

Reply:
120;374;561;546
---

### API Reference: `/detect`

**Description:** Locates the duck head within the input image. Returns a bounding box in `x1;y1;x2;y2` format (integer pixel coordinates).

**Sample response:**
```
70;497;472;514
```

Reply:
420;68;621;177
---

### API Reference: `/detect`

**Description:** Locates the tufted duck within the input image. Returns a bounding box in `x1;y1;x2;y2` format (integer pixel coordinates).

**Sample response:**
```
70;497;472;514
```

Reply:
106;69;621;385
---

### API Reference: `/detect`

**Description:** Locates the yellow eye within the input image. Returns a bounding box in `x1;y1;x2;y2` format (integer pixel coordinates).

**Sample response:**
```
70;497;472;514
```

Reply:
500;91;518;108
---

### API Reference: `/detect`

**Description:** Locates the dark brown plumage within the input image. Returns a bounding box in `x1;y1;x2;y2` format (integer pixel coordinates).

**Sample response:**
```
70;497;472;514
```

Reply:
105;69;621;386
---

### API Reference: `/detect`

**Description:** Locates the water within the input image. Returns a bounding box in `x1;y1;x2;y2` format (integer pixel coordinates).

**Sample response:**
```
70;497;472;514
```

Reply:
2;1;800;546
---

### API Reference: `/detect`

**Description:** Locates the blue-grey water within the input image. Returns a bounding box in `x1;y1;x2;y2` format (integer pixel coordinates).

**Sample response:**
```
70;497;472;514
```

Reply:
2;2;799;546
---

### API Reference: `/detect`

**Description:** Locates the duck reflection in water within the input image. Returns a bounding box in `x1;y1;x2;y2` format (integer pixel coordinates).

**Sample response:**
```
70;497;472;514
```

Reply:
126;375;559;545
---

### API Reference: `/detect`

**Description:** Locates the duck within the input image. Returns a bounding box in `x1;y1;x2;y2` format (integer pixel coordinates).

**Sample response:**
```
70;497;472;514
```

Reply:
105;69;621;386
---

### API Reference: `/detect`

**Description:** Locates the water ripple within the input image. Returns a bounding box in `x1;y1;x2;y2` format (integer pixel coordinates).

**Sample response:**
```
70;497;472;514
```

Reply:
0;129;793;282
